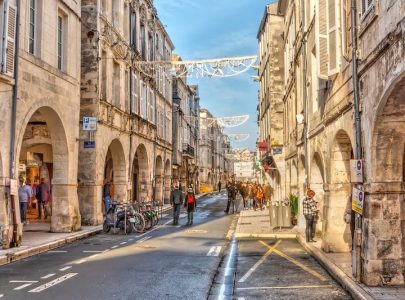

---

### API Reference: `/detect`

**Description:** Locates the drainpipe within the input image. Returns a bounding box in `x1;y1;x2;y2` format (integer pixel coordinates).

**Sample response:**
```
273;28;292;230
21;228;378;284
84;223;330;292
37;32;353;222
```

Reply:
8;0;21;246
301;0;309;189
351;0;363;282
129;66;133;202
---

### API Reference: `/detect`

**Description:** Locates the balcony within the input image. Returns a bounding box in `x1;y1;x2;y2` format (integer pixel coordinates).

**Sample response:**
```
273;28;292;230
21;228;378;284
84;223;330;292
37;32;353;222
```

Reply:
182;143;195;158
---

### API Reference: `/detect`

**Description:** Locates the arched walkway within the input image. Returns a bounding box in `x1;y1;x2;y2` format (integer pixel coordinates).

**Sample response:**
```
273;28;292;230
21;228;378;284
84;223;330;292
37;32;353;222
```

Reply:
104;139;127;203
366;72;405;284
310;152;325;239
132;144;149;204
324;130;353;252
154;156;163;204
16;107;80;232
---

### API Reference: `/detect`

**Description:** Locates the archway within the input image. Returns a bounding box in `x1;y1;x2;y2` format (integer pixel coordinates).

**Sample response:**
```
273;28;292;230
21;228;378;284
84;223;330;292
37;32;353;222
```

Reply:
324;130;353;252
164;159;171;203
310;152;325;238
367;72;405;284
132;144;149;204
16;107;80;232
154;156;163;205
103;139;127;206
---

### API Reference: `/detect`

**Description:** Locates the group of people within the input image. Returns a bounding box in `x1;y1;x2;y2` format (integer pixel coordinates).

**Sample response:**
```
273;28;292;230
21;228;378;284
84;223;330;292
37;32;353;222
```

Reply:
18;178;51;224
170;185;197;226
223;179;273;214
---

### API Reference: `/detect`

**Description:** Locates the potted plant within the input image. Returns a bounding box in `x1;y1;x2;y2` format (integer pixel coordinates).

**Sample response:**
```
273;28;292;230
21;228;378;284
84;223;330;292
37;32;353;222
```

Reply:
290;194;298;225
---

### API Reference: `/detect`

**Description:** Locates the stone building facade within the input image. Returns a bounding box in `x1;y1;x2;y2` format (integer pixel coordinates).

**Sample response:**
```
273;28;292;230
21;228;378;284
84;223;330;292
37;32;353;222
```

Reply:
258;0;405;286
79;0;174;225
199;108;233;191
257;3;285;204
0;0;82;247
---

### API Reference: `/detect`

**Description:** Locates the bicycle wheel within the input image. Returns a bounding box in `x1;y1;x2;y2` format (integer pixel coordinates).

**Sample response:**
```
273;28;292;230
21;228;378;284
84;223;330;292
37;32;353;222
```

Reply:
143;212;153;230
152;211;159;226
124;219;132;234
133;212;145;233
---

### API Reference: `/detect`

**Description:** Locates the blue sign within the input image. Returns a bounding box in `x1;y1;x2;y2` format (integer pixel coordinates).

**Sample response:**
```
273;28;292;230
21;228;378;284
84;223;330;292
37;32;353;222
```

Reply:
84;141;95;148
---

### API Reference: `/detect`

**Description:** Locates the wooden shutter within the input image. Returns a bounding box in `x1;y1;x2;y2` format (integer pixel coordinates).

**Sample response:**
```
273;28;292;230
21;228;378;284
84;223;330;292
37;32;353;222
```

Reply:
140;80;145;118
328;0;341;75
3;2;17;76
316;0;328;79
131;72;138;114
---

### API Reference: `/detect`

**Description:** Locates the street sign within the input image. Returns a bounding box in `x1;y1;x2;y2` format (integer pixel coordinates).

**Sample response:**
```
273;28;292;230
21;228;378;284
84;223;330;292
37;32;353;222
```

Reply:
83;117;97;131
10;179;17;196
272;147;283;155
350;159;363;183
84;141;96;148
352;187;364;215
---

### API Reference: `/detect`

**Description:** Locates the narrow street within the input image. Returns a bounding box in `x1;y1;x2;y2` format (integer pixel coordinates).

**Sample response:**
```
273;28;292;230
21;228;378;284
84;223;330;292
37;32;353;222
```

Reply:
0;192;351;299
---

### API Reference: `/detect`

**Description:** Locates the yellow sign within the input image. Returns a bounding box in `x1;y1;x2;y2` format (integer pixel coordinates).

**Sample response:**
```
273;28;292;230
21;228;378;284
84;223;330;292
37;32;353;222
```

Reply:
199;185;213;193
352;187;364;215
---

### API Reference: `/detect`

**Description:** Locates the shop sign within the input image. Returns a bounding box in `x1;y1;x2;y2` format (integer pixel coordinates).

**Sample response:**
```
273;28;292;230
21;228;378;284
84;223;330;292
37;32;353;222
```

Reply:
83;117;97;131
18;164;26;172
84;141;96;148
9;179;17;196
27;160;42;167
350;159;363;183
352;187;364;215
272;147;283;155
257;141;268;152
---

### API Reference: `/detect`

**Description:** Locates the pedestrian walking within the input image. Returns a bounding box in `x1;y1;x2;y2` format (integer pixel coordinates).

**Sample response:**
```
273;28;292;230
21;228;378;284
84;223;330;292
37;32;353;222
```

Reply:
18;178;32;224
303;189;318;242
264;183;273;207
218;180;222;192
184;187;197;225
256;184;265;210
103;179;111;214
239;182;249;210
225;179;237;214
36;178;50;220
250;183;258;210
170;184;184;225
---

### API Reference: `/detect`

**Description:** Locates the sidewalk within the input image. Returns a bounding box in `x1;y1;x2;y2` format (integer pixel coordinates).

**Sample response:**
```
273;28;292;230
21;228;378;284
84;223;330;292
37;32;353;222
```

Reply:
235;207;405;300
0;202;175;266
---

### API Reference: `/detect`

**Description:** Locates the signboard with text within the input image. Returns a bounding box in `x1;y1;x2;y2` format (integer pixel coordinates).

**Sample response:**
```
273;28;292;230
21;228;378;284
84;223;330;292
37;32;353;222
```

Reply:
83;117;97;131
10;179;17;196
257;141;268;152
350;159;363;183
352;187;364;215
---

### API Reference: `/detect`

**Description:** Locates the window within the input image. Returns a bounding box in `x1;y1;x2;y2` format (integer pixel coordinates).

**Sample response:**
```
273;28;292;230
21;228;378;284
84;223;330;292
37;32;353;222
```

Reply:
342;0;352;59
148;33;153;61
140;80;146;118
125;70;129;112
131;72;139;114
29;0;36;54
57;15;64;70
140;24;146;59
101;51;107;100
361;0;374;17
113;62;120;107
1;1;16;76
148;88;155;124
130;10;137;48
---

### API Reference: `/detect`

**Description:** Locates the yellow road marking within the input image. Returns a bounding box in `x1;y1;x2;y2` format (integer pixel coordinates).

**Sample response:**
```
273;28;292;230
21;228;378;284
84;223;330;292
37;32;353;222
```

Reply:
259;240;327;282
238;240;282;283
237;285;333;290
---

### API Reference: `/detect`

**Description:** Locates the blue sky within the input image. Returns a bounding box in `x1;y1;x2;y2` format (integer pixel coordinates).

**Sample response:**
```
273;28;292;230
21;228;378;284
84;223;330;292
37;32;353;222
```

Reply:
154;0;272;150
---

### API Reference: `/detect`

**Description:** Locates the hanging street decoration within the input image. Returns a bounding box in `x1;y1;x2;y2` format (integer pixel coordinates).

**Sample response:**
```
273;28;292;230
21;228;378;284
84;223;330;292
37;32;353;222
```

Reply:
216;115;249;128
133;56;258;79
227;134;250;142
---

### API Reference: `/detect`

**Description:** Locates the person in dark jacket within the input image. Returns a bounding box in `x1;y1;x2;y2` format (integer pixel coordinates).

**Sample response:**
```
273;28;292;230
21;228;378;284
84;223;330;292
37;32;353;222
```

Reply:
170;184;184;225
36;178;50;220
225;179;237;214
184;187;197;225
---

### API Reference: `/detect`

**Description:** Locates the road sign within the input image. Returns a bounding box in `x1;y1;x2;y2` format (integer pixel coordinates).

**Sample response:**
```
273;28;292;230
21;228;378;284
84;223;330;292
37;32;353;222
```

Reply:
350;159;363;183
352;187;364;215
83;117;97;131
84;141;95;148
10;179;17;196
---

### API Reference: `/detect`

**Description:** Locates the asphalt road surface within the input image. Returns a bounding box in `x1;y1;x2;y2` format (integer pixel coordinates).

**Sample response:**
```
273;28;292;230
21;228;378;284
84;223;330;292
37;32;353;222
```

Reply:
0;192;351;300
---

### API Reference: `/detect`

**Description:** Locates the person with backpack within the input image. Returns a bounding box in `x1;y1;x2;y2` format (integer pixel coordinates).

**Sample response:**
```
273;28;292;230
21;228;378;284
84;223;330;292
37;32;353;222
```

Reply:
36;178;50;220
184;187;197;225
170;184;184;225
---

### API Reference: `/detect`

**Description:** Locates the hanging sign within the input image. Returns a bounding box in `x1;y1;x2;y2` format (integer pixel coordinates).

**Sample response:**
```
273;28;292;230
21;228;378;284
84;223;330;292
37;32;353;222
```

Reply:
257;141;268;152
352;187;364;215
272;147;283;155
83;117;97;131
9;179;18;196
350;159;363;183
84;141;96;148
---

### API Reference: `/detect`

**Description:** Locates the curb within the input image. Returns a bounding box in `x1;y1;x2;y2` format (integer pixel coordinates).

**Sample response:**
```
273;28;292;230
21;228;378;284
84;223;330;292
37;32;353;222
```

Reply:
296;234;375;300
0;227;102;266
235;233;297;239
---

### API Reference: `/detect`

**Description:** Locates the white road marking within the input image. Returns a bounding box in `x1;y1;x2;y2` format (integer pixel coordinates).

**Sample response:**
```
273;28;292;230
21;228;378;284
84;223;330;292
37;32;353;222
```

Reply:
162;213;169;218
136;236;151;244
59;266;72;271
219;237;237;298
237;298;245;300
128;238;134;241
14;283;34;290
103;249;110;253
75;259;87;264
88;254;100;259
41;274;55;279
111;245;119;249
28;273;78;293
0;294;3;297
136;219;172;238
83;250;103;253
206;246;222;256
237;285;333;290
179;213;187;218
120;242;127;245
10;280;38;283
48;250;67;253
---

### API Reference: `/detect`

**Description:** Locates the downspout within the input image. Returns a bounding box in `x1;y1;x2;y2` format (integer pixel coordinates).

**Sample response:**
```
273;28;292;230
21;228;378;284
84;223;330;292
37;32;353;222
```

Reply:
9;0;21;246
128;4;133;203
351;0;363;282
301;0;309;189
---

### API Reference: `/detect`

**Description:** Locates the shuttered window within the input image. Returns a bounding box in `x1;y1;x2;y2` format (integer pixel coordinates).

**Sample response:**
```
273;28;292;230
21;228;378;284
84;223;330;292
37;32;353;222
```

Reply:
29;0;36;54
361;0;374;17
2;2;16;76
131;72;139;114
316;0;328;79
140;80;146;119
328;0;340;75
342;0;352;59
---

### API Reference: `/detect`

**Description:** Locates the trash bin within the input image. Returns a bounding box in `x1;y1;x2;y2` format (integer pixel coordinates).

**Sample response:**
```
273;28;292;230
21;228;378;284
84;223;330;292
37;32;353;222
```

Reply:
281;199;291;227
269;201;279;228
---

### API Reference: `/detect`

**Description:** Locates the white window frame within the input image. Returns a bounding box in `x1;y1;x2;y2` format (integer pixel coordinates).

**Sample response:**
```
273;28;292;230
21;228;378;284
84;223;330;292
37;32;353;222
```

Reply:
361;0;374;19
57;14;64;70
131;72;139;114
28;0;36;55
